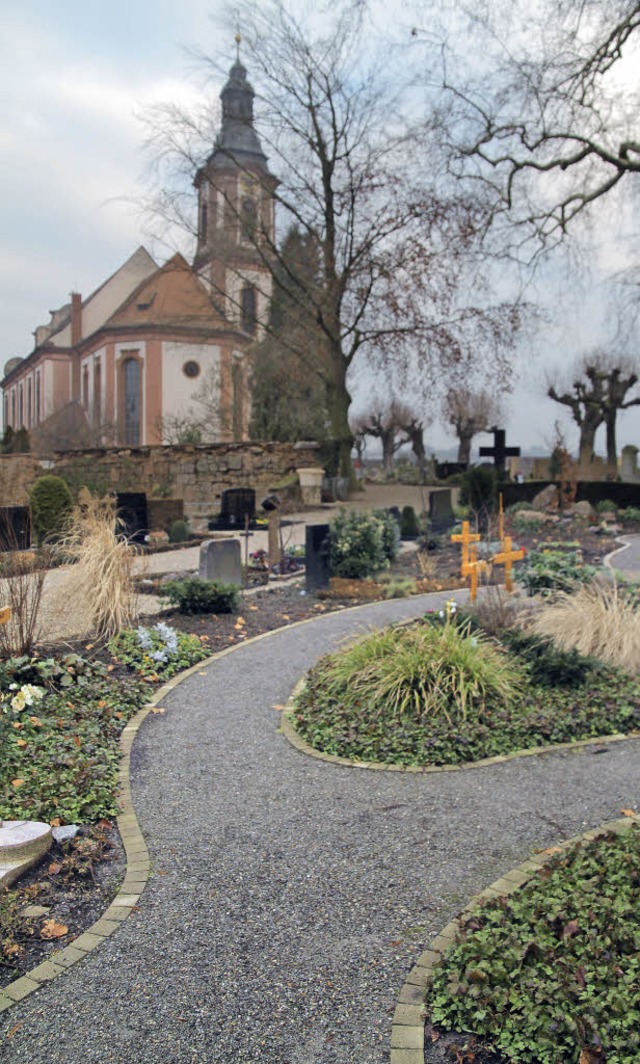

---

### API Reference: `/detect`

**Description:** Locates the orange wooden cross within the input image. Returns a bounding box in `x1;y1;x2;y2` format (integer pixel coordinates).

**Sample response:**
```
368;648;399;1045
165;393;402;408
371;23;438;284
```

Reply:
461;544;490;604
0;606;10;625
498;493;504;542
492;536;525;592
451;520;481;572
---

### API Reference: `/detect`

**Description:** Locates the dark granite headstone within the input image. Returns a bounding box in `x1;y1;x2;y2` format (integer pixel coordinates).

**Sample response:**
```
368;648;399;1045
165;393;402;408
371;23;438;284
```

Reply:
0;507;31;551
210;488;256;530
305;523;331;592
428;489;455;532
116;493;148;543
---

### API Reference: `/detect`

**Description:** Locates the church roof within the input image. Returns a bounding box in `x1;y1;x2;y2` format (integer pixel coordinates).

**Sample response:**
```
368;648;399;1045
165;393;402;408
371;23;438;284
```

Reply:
104;254;225;330
205;58;270;173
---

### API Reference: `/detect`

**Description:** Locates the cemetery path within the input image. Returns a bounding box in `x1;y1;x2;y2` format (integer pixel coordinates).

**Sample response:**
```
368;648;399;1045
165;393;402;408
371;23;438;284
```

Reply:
2;592;640;1064
605;532;640;581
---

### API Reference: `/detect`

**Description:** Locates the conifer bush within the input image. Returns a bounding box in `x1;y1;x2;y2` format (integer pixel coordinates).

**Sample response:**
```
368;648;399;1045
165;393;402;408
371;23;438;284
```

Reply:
29;475;73;545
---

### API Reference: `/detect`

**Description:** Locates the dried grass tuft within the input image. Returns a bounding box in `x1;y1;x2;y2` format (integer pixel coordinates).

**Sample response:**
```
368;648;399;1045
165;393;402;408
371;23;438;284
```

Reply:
528;578;640;674
59;492;138;639
0;549;48;657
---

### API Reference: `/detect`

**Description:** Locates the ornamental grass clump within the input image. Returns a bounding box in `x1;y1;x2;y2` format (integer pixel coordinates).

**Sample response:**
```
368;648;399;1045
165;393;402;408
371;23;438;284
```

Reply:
529;578;640;674
312;612;520;726
58;492;137;638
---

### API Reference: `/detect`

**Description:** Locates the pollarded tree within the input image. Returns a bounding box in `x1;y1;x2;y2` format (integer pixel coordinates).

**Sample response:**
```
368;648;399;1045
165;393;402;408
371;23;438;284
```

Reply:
547;350;639;464
350;402;409;478
145;0;524;479
444;387;504;467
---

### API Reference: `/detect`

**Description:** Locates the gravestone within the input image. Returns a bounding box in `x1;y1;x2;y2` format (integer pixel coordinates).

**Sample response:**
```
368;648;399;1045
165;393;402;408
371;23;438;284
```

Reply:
210;488;256;530
116;493;148;543
428;489;455;533
0;507;31;551
305;524;331;592
222;487;255;526
199;539;242;586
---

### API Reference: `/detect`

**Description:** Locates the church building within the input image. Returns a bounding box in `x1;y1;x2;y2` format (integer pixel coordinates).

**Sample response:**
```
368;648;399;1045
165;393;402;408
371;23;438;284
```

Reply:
1;54;275;451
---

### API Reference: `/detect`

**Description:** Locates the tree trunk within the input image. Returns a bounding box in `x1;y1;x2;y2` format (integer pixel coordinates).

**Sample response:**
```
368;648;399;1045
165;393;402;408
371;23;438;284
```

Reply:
381;429;397;476
325;354;354;480
457;432;472;467
578;419;599;466
605;414;617;466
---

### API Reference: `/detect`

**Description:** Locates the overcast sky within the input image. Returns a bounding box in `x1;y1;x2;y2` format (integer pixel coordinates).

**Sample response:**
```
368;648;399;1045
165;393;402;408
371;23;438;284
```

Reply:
1;0;638;457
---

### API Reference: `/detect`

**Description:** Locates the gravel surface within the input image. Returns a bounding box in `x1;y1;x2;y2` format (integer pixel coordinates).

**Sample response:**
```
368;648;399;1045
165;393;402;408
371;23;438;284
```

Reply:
2;590;639;1064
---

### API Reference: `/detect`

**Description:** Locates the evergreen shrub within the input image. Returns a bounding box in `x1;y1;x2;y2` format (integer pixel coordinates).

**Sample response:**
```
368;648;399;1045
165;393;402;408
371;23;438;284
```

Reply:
29;475;73;545
162;577;239;614
328;509;389;579
168;519;190;543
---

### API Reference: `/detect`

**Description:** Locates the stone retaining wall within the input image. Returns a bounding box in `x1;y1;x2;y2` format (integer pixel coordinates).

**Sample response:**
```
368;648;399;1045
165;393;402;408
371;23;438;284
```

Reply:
0;442;319;528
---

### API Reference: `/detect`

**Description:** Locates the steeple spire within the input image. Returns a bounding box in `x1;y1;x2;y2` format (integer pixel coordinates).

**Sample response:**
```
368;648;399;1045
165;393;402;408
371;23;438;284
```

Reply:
206;45;270;172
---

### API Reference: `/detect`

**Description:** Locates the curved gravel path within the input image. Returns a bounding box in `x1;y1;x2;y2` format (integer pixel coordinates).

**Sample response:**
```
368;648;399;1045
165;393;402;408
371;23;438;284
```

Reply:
2;591;639;1064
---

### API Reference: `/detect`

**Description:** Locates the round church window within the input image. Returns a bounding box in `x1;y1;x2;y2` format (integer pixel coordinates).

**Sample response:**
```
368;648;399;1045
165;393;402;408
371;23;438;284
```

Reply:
183;360;201;379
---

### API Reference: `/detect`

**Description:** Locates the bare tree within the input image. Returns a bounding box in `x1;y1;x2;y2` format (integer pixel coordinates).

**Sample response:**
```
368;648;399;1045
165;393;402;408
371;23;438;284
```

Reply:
444;387;503;466
143;0;524;478
547;350;639;464
394;403;430;482
351;402;409;477
426;0;640;253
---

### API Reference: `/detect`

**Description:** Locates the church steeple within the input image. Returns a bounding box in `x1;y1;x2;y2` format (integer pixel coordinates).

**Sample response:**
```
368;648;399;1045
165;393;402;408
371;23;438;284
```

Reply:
207;51;269;172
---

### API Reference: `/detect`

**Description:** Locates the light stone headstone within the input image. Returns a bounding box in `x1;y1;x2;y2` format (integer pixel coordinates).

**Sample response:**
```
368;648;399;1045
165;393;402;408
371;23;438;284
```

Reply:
199;539;242;586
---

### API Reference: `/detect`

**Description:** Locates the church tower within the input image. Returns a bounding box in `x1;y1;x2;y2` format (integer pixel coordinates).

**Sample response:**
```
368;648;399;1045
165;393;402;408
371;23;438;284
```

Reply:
193;44;277;342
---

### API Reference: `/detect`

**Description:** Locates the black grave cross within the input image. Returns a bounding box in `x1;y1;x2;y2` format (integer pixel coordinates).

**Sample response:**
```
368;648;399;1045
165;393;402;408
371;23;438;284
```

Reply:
478;427;520;477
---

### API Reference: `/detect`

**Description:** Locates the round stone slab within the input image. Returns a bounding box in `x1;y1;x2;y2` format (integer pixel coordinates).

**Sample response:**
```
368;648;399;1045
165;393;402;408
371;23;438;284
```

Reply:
0;820;52;889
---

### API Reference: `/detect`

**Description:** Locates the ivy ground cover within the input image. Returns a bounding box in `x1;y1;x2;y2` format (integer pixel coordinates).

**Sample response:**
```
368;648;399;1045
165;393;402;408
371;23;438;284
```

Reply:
427;824;640;1063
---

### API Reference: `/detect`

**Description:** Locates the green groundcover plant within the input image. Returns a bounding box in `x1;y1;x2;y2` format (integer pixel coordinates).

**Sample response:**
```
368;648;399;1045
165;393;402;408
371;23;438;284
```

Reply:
291;613;640;767
427;824;640;1063
518;549;598;597
0;655;145;824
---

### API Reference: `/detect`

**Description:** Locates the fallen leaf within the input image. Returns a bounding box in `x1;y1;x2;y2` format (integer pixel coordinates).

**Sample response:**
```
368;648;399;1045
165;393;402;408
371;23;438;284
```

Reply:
198;670;208;675
272;704;285;711
621;808;636;817
6;1021;22;1039
248;605;258;611
5;946;21;960
562;919;579;938
11;779;25;787
66;702;74;710
40;919;68;940
16;738;27;748
29;716;43;727
73;735;81;748
12;721;24;730
97;700;106;708
280;614;291;620
114;711;123;719
84;644;94;651
579;1050;604;1063
150;706;166;715
49;817;61;828
236;616;246;626
539;846;563;855
48;862;62;875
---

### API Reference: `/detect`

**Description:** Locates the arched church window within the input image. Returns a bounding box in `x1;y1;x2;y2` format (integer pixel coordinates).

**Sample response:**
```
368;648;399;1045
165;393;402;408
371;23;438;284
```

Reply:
241;286;257;335
241;197;257;242
122;356;142;446
200;200;208;243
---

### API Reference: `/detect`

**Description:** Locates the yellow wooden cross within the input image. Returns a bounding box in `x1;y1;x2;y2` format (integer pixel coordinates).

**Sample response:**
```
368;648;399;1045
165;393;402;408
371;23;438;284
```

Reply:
0;606;11;625
461;544;490;604
492;536;525;592
451;520;481;572
498;492;504;542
